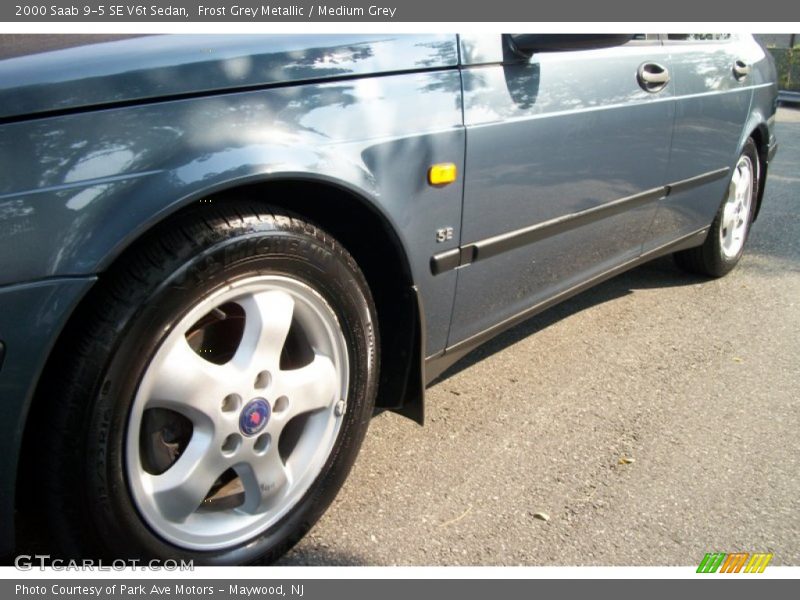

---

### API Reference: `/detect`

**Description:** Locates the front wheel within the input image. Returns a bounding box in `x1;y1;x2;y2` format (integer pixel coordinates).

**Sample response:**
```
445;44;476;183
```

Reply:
34;203;378;564
674;138;760;277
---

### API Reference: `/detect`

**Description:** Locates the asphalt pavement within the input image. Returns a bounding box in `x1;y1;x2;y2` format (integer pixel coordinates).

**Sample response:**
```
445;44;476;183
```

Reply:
279;107;800;566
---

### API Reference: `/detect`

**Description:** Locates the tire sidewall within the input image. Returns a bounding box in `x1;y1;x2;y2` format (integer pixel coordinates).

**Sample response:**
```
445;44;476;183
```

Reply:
82;223;377;564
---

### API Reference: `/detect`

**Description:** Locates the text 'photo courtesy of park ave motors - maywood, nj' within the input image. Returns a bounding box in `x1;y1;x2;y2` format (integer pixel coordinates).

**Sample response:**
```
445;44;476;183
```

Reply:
15;584;305;597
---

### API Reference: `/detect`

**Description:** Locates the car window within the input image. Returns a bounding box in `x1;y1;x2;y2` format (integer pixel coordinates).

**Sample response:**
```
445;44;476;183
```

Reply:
667;34;733;42
626;34;662;44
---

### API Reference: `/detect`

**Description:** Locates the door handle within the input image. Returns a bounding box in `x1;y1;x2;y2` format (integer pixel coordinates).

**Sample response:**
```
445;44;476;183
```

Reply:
733;59;751;80
638;62;670;92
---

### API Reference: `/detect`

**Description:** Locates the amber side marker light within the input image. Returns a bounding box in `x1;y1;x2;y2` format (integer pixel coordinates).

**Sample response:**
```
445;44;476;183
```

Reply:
428;163;457;186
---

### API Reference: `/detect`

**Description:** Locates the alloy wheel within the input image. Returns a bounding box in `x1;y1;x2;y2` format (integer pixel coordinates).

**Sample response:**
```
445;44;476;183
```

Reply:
720;154;755;260
125;275;349;550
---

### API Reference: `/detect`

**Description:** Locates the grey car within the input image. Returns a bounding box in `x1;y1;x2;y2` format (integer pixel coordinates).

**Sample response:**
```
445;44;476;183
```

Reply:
0;33;778;564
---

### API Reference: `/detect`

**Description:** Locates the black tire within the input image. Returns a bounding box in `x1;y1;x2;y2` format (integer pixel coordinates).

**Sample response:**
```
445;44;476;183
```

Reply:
673;138;760;277
32;202;379;564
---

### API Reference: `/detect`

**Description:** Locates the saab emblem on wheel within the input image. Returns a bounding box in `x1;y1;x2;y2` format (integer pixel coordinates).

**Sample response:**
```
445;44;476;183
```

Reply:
240;398;271;436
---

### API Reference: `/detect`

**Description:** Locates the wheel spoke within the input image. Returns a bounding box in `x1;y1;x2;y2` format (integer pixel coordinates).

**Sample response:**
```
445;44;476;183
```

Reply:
234;290;295;372
145;433;223;523
741;177;751;205
236;447;291;514
733;165;745;191
723;201;736;231
146;336;230;423
277;354;339;419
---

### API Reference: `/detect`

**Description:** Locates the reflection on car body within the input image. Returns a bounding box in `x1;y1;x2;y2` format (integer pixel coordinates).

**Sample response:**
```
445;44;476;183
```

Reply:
0;33;778;564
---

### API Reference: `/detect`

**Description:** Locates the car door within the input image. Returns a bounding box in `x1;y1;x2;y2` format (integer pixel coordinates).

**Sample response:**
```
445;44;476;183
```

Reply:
443;34;675;348
644;34;755;252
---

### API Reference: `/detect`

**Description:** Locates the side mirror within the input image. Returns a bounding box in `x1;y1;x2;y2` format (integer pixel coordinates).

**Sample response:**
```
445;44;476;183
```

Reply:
507;34;634;58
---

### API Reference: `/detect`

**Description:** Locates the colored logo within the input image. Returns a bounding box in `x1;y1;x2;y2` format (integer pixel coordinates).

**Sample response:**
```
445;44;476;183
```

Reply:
239;398;270;436
697;552;773;573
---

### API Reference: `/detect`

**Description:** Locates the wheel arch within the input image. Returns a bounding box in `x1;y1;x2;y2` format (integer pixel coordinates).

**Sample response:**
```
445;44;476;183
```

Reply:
195;177;426;423
16;175;426;541
70;173;424;416
744;121;771;222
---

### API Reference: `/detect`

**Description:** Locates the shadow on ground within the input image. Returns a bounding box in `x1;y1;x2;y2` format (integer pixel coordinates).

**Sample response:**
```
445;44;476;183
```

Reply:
432;255;708;384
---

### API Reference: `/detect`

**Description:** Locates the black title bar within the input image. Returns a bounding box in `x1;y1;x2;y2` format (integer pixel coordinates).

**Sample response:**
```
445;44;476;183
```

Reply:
2;0;799;22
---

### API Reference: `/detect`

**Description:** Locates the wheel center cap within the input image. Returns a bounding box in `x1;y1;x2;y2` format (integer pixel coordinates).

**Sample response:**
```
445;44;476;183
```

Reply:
240;398;271;436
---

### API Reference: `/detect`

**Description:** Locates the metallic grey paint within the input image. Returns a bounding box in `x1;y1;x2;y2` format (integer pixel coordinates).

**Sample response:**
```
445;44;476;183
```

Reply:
644;38;763;252
0;34;459;120
0;33;777;554
450;41;675;343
